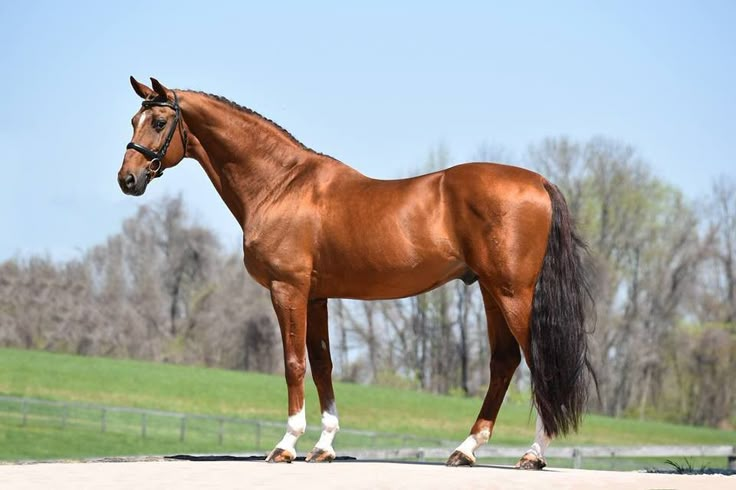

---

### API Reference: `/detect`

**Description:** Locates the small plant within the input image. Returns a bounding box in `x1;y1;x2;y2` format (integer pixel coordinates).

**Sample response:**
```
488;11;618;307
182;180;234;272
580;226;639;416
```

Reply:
652;458;733;475
664;458;694;474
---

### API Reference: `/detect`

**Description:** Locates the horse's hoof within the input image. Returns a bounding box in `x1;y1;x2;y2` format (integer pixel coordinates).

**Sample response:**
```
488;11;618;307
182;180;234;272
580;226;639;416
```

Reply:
266;447;295;463
306;447;336;463
515;453;546;470
446;450;475;466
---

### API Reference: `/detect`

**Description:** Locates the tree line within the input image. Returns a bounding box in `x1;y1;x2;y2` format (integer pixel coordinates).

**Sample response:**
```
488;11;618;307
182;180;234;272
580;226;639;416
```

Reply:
0;136;733;429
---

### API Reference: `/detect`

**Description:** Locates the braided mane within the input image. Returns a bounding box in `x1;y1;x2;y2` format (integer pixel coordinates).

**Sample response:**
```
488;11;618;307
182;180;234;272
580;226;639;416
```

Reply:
187;90;332;159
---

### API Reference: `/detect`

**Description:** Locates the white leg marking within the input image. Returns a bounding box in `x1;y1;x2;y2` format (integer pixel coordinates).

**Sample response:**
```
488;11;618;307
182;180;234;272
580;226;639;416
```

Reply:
314;410;339;450
526;415;551;459
275;405;306;454
455;428;490;460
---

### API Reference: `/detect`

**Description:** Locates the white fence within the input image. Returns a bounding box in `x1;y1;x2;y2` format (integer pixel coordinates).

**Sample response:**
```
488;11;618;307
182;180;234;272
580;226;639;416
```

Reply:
0;395;455;449
1;395;734;469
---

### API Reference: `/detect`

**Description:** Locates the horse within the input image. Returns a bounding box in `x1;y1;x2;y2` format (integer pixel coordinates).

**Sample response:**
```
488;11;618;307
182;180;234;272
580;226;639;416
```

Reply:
117;77;595;469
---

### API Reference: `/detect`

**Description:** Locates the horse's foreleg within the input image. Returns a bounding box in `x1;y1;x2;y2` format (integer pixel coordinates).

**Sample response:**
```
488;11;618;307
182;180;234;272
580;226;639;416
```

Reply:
266;281;309;463
516;413;551;470
447;288;521;466
304;299;339;463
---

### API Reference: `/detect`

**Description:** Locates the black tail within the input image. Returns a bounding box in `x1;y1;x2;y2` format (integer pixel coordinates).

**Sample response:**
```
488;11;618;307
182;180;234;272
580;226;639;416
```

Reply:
530;182;596;437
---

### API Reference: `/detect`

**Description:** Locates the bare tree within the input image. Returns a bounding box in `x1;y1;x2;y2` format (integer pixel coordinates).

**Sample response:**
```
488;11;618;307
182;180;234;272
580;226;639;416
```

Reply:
0;195;277;372
702;178;736;323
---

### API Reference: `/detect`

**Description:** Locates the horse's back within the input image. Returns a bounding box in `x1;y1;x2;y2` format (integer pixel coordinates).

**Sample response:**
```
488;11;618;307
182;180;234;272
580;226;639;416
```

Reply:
442;161;549;199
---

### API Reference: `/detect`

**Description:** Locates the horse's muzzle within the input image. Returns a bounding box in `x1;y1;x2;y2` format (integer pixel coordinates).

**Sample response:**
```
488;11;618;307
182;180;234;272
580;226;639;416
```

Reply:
118;170;147;196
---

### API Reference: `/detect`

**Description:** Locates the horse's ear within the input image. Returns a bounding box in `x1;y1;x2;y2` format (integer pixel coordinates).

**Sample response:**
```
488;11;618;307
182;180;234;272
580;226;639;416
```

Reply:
130;76;154;99
150;77;170;99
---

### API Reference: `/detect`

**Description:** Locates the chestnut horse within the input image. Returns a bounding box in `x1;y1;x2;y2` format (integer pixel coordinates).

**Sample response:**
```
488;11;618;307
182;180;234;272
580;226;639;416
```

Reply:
118;77;595;469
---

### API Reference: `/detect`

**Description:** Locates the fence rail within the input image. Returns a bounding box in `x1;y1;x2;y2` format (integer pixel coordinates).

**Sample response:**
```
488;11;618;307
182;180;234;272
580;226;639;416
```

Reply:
1;395;734;469
0;395;455;449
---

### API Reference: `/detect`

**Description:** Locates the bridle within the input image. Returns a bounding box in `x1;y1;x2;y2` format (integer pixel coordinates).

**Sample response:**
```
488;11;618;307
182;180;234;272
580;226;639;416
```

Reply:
126;91;188;181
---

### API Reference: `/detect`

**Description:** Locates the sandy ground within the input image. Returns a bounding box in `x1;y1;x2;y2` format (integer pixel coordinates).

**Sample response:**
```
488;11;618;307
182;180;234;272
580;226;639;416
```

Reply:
0;458;733;490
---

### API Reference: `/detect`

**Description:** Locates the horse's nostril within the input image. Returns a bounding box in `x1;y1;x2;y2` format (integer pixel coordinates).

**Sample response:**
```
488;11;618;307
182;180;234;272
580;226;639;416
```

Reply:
124;173;136;189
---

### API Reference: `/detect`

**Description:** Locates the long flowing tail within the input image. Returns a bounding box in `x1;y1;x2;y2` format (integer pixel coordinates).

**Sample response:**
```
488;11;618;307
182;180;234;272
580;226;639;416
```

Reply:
530;181;596;437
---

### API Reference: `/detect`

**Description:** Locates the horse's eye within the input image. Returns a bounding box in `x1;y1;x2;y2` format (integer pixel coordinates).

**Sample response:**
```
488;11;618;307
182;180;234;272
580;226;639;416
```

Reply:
154;119;167;130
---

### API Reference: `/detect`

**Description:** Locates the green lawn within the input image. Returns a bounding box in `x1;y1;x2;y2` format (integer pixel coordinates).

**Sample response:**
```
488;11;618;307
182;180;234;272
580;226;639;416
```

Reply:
0;348;733;464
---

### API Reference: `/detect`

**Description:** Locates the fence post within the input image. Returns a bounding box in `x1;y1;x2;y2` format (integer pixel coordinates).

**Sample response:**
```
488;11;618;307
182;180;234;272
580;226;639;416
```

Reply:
21;399;27;426
218;418;224;445
180;416;186;442
101;409;107;433
141;413;147;439
572;448;582;469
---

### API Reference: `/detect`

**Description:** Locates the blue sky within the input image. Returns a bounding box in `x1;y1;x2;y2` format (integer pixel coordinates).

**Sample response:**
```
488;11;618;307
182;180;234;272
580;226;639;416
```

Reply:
1;1;734;261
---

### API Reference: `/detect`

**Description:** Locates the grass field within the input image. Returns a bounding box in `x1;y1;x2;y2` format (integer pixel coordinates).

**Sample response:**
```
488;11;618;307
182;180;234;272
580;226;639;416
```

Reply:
0;348;734;467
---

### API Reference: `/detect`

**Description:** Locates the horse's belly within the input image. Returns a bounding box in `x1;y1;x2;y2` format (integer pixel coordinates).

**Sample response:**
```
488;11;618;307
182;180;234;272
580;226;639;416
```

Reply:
311;258;468;300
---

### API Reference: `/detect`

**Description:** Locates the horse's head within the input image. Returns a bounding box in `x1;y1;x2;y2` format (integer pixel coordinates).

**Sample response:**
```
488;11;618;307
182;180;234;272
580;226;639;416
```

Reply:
118;77;188;196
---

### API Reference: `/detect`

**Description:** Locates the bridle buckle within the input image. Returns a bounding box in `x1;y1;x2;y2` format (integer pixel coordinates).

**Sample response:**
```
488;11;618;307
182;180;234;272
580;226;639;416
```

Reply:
147;158;163;181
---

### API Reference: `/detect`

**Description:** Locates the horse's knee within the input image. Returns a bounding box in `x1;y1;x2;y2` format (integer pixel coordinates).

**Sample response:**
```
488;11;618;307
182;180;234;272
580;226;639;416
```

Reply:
285;357;306;385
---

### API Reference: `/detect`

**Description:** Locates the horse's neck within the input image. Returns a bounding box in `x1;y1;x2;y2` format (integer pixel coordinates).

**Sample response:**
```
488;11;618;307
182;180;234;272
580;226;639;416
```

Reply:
180;92;315;227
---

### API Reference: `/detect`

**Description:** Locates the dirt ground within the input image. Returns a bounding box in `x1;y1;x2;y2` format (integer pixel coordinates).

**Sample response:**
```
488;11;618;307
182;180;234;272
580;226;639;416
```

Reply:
0;459;733;490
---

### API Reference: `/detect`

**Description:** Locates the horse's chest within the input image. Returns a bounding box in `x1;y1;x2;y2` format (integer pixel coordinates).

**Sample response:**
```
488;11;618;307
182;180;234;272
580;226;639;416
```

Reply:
242;230;312;287
242;246;271;289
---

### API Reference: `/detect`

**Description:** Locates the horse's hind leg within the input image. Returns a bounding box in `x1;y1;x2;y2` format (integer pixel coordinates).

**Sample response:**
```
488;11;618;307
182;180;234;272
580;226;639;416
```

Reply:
481;285;551;470
447;286;521;466
515;412;551;470
485;286;552;470
304;299;339;462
